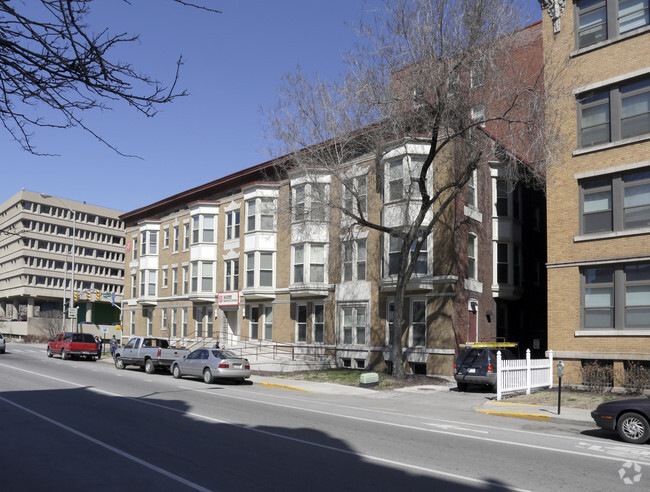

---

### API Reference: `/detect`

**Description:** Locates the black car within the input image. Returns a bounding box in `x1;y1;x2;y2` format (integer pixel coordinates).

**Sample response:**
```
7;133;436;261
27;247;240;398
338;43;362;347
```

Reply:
453;344;517;391
592;397;650;444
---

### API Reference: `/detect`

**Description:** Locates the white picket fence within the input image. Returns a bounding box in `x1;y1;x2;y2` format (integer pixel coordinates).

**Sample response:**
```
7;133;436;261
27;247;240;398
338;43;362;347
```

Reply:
496;349;553;400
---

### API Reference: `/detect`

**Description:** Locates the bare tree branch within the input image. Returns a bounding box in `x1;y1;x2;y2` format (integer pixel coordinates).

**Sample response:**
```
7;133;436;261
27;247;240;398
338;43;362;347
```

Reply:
0;0;220;154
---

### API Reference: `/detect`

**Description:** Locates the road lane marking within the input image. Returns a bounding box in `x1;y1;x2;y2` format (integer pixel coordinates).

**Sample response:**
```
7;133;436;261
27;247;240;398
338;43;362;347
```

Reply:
0;395;211;492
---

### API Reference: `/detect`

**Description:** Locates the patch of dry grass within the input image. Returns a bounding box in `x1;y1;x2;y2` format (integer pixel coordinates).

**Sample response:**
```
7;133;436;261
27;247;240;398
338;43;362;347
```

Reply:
503;388;620;409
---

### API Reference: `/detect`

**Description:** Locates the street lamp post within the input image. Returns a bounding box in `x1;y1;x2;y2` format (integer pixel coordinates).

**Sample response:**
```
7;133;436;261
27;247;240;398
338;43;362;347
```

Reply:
40;193;76;332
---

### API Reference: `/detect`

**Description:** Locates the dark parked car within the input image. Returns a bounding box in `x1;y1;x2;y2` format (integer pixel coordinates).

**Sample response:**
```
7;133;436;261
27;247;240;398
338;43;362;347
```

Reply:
453;343;517;391
0;333;5;354
592;397;650;444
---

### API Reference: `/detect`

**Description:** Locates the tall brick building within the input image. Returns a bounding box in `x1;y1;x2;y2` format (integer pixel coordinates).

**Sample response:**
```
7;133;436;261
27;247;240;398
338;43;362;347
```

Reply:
542;0;650;384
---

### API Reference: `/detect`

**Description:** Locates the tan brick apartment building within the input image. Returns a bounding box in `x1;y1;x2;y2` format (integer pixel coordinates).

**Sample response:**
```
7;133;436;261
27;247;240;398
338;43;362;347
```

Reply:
120;23;547;377
542;0;650;384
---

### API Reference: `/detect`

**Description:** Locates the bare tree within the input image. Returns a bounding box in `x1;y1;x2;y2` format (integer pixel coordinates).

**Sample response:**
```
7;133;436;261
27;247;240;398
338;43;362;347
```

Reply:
267;0;556;377
38;308;64;340
0;0;220;155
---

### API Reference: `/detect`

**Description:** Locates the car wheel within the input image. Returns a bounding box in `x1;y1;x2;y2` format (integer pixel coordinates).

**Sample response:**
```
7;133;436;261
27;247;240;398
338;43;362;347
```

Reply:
144;359;155;374
617;412;650;444
47;347;53;358
114;357;125;370
456;382;467;391
203;368;213;384
61;349;68;360
172;364;182;379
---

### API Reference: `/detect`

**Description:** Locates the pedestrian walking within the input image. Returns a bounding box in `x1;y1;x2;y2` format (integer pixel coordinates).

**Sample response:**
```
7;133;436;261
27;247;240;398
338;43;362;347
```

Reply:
110;335;118;358
95;336;102;360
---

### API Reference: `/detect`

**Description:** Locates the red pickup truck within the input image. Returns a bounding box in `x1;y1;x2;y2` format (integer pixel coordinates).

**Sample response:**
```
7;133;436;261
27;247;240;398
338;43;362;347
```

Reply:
47;332;99;360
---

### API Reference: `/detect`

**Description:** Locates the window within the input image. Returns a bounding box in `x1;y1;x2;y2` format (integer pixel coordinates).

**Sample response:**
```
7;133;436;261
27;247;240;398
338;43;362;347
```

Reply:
497;243;508;283
264;306;273;340
145;231;158;255
583;263;650;329
297;305;307;342
173;225;179;252
182;265;188;295
470;62;484;88
468;169;477;208
140;270;156;296
132;236;138;260
294;245;304;283
411;300;426;346
292;183;327;222
388;235;428;276
162;267;168;289
131;273;137;298
310;245;324;283
203;215;215;243
342;306;366;345
145;309;152;336
578;77;650;148
206;308;214;337
314;305;324;343
577;0;607;48
171;309;178;337
183;223;190;250
471;105;485;127
294;185;306;221
577;0;649;48
388;160;404;201
182;308;188;337
191;262;198;293
192;216;199;244
468;234;477;280
130;311;135;335
226;211;240;240
163;227;170;249
343;239;367;282
225;259;239;291
245;252;274;288
195;307;203;337
343;176;367;216
250;306;259;339
202;262;214;292
162;309;168;331
172;267;178;296
260;253;273;287
246;198;275;232
293;243;327;283
580;168;650;234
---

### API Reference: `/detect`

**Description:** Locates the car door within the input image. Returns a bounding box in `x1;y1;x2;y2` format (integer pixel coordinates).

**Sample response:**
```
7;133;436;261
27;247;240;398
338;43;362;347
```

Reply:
122;338;140;363
183;350;203;377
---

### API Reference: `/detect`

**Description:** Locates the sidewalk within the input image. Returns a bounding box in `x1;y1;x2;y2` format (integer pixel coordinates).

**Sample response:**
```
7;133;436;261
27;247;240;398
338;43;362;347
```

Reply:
477;399;594;423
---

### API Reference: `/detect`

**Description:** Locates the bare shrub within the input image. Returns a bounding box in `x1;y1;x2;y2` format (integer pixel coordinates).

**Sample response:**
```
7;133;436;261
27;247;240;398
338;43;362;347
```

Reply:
622;361;650;395
581;361;614;394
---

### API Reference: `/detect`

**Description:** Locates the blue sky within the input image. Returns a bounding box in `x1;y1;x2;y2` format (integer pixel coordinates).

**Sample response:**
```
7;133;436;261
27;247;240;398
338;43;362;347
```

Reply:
3;0;542;213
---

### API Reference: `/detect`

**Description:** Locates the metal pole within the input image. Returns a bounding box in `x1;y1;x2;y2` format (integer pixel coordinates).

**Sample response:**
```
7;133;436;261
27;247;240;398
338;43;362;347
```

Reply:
69;210;76;332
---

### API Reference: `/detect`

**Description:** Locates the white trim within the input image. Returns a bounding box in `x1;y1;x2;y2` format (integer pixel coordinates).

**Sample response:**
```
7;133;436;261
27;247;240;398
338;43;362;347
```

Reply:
573;66;650;95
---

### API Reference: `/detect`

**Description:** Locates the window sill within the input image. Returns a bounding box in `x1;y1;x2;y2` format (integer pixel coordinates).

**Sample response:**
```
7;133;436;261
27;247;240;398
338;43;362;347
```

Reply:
464;278;483;293
573;133;650;157
574;226;650;242
464;206;482;222
575;329;650;337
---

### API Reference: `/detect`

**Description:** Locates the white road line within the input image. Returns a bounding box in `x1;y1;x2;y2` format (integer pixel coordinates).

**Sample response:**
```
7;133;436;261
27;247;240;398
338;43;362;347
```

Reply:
0;395;210;492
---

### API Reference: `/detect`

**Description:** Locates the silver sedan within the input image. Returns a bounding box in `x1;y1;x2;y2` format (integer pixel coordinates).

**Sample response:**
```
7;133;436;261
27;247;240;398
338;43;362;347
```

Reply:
170;348;251;384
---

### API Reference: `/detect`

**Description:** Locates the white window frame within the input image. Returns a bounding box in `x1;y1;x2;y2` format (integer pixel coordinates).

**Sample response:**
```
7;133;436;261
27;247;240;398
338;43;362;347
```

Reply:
342;239;367;282
162;266;169;289
226;210;240;240
163;226;170;249
245;252;275;288
296;303;308;343
468;233;477;280
409;299;427;347
340;304;368;346
225;259;239;291
292;243;328;284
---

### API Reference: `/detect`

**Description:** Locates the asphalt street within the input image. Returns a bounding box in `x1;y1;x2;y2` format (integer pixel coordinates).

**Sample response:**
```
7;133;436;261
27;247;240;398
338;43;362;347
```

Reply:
1;343;649;491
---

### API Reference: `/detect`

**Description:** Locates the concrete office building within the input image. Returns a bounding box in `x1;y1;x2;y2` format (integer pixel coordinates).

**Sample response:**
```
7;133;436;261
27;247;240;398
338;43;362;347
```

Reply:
0;190;125;338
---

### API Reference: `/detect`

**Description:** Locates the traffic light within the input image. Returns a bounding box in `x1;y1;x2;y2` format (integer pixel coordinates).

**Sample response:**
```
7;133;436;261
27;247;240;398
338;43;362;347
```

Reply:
96;290;100;301
86;291;92;301
73;292;78;303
